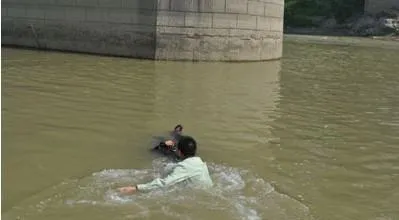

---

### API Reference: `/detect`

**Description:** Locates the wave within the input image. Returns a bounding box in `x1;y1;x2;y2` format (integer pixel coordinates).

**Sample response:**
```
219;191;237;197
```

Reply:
3;158;313;220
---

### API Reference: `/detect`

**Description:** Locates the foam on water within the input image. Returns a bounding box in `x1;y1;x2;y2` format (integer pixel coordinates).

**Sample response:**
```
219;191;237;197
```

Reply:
3;158;313;220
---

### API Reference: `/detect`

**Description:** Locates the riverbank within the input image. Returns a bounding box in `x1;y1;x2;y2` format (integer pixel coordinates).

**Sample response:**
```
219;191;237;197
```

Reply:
283;33;399;50
283;9;399;49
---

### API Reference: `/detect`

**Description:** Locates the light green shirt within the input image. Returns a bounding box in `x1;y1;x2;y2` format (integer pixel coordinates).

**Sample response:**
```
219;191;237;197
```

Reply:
137;156;213;192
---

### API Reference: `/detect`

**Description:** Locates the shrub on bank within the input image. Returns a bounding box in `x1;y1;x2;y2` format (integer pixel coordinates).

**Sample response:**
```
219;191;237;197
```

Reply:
284;0;399;37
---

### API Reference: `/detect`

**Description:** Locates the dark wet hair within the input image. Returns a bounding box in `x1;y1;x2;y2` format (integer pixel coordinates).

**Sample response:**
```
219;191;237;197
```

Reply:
177;136;196;157
174;124;183;132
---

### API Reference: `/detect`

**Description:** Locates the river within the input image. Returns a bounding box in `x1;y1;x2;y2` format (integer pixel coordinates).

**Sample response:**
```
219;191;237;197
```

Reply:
2;41;399;220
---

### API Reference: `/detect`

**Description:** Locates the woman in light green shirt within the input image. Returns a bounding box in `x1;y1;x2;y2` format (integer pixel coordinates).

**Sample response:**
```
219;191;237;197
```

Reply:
118;136;213;194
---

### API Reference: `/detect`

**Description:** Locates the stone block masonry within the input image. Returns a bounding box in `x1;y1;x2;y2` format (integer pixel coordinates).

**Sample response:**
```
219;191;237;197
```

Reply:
2;0;284;61
2;0;158;59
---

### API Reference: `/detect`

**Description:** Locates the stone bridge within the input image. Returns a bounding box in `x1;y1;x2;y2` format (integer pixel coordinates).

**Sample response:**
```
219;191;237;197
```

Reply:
1;0;284;61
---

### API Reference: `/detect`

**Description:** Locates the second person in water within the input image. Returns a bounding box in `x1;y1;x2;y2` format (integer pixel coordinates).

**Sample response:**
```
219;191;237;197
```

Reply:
119;135;213;194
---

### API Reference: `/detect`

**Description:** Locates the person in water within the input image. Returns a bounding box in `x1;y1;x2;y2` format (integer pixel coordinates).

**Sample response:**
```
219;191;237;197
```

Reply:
166;124;183;146
152;124;184;157
119;135;213;194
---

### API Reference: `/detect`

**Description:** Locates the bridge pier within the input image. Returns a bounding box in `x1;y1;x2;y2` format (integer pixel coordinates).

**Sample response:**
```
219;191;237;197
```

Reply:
1;0;284;61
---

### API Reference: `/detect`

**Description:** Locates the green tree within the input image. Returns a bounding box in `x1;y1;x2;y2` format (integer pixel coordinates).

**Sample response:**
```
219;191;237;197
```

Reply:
284;0;365;27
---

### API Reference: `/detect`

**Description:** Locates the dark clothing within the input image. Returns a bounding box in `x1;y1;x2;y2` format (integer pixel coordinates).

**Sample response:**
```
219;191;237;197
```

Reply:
151;131;182;160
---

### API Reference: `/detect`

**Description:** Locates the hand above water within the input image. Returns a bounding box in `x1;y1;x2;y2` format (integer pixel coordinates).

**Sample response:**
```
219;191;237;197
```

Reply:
118;186;137;194
164;140;175;147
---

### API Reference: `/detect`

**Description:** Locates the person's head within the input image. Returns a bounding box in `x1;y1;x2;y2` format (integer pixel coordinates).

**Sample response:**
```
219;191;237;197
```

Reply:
174;124;183;135
176;135;197;159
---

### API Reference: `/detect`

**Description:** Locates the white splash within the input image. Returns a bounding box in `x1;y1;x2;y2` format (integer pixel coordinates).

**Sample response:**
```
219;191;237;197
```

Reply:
3;158;313;220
